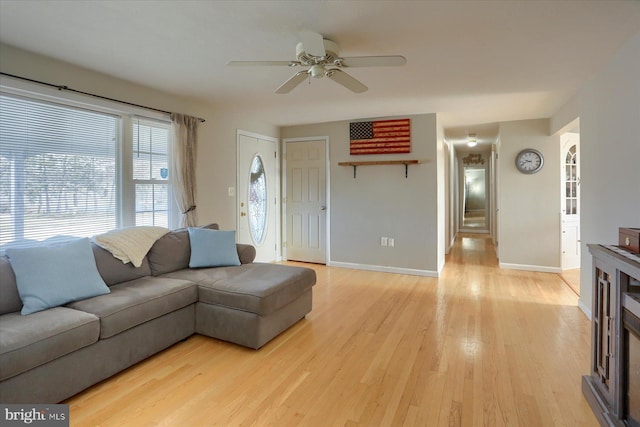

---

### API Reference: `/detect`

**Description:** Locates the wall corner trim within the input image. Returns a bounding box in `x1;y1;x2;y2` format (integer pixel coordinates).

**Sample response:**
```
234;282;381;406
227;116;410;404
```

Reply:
578;300;592;320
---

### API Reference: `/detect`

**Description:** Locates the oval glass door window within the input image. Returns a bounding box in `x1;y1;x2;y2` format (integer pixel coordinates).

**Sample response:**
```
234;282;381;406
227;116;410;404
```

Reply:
248;154;268;245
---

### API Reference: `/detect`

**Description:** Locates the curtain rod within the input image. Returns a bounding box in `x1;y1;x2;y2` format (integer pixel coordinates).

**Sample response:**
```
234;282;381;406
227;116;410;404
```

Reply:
0;71;205;123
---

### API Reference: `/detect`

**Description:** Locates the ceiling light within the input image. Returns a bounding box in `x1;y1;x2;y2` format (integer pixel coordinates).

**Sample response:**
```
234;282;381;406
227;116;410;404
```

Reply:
467;132;477;147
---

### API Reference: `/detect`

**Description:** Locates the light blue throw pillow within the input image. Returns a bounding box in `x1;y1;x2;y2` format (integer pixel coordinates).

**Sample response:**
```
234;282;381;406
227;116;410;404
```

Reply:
6;237;110;315
188;228;241;268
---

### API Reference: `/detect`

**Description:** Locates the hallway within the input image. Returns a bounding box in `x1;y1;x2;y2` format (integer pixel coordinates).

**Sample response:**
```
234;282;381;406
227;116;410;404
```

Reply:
446;233;497;266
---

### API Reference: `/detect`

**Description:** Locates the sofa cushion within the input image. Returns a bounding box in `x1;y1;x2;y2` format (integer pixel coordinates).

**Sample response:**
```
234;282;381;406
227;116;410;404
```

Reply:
236;243;257;265
6;238;110;315
0;307;99;381
188;228;240;268
0;256;22;315
161;263;316;316
66;276;197;339
92;243;152;286
148;224;219;276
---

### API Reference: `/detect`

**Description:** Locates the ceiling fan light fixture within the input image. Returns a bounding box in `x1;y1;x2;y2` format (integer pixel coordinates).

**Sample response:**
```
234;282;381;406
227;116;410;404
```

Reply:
310;64;325;78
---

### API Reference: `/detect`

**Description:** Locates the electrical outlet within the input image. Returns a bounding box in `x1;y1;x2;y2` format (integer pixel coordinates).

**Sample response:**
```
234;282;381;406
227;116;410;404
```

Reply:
381;237;388;246
388;238;395;247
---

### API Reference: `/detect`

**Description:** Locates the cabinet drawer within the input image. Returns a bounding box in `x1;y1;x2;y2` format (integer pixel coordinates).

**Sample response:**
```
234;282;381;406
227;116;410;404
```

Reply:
619;227;640;253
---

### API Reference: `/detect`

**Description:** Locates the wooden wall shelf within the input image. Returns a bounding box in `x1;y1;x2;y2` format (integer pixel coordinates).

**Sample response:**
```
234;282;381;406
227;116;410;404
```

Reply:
338;160;421;178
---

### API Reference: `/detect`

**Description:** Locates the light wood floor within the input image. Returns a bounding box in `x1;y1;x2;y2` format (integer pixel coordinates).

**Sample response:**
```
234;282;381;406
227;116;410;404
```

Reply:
66;234;597;426
560;268;581;296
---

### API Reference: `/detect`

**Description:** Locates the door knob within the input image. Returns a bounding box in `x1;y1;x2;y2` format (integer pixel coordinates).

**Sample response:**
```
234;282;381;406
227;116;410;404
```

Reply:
320;205;326;211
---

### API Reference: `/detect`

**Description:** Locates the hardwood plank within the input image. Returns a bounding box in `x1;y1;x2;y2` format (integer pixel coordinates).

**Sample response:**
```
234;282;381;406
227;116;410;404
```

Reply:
65;234;597;426
560;268;581;296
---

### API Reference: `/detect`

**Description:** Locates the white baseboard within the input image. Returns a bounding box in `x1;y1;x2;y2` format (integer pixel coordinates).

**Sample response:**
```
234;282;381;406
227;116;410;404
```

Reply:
578;299;592;320
499;262;562;273
328;261;439;277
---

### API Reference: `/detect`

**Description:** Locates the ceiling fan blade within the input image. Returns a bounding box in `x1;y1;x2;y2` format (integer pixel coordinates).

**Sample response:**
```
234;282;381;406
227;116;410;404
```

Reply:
227;60;298;67
299;31;326;57
275;71;309;94
326;69;368;93
338;55;407;67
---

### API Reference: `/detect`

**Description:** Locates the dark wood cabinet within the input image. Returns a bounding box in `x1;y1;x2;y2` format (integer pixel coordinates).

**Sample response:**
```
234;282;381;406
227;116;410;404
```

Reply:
585;244;640;427
592;257;620;417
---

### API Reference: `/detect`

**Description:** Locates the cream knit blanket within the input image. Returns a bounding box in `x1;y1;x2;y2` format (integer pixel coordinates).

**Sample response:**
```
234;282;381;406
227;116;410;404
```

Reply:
93;226;169;267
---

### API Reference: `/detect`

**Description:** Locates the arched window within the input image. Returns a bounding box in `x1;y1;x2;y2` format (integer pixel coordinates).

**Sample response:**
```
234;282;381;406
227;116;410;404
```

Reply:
565;145;578;215
248;155;268;245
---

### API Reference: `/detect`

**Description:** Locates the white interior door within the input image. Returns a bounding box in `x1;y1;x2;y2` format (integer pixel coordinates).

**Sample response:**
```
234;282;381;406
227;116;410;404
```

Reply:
285;139;327;263
560;132;580;269
237;131;278;263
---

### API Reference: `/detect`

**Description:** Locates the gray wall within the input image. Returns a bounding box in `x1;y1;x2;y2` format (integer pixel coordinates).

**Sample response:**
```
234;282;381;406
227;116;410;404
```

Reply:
281;114;440;274
550;32;640;316
498;118;561;270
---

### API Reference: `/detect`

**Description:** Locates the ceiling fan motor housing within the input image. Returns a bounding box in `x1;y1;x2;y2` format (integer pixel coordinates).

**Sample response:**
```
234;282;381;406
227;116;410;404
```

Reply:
296;39;340;66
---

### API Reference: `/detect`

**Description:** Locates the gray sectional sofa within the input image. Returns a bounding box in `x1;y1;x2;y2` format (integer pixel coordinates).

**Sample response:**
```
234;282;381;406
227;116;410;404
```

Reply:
0;224;316;403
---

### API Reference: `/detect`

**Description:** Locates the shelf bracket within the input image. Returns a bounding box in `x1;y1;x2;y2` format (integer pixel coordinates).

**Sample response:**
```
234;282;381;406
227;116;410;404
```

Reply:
352;164;357;179
404;163;409;178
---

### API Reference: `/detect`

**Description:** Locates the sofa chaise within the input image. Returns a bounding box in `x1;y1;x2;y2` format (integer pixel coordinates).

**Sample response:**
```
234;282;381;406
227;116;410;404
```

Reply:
0;224;316;403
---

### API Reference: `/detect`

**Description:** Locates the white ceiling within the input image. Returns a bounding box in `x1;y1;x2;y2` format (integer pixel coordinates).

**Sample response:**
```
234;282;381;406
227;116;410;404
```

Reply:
1;1;639;147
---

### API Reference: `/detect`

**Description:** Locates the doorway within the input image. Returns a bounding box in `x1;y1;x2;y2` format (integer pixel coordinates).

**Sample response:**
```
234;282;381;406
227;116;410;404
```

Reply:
283;137;328;264
458;152;491;233
560;131;581;293
236;131;279;263
462;167;487;229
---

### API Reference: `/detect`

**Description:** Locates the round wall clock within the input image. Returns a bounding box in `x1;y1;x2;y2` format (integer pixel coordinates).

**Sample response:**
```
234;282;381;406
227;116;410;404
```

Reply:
515;148;544;174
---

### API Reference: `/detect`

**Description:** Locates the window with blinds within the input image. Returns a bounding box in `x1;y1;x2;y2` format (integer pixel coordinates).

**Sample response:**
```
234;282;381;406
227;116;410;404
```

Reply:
0;93;118;249
132;119;170;227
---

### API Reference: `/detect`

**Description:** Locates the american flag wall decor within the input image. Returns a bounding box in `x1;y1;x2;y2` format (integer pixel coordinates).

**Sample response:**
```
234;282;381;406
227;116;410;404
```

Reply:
349;119;411;155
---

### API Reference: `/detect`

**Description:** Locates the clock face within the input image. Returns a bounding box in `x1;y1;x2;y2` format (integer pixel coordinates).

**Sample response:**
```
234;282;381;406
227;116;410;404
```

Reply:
515;149;544;174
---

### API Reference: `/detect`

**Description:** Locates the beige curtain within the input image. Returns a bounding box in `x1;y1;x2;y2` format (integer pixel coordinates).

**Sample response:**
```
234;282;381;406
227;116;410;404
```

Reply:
170;113;199;228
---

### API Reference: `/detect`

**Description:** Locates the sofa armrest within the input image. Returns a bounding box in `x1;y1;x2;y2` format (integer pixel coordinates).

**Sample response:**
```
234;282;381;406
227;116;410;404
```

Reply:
236;244;256;264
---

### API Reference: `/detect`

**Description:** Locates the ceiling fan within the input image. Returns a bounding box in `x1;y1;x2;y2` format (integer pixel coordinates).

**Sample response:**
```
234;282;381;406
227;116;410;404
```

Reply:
227;31;406;94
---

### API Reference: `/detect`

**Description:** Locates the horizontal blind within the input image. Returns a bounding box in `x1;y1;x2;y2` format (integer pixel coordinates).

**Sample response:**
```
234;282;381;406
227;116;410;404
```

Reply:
0;93;118;249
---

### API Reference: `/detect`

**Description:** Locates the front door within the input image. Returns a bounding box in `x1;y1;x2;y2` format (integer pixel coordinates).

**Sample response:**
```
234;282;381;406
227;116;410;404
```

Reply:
561;132;580;269
237;131;278;263
284;139;327;263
